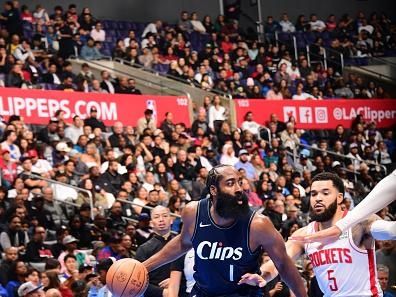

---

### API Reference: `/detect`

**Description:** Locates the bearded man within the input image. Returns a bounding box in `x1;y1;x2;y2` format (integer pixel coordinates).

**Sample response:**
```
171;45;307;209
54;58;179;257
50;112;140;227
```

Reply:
143;165;306;297
243;172;396;297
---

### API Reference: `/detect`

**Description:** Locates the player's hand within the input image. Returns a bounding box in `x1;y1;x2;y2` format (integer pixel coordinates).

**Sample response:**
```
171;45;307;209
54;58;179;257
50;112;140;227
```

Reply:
289;225;342;247
274;282;283;291
238;273;267;287
159;278;170;288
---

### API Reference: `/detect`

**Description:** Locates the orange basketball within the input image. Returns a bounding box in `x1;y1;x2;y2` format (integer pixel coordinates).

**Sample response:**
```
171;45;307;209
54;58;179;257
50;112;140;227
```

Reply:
106;258;149;297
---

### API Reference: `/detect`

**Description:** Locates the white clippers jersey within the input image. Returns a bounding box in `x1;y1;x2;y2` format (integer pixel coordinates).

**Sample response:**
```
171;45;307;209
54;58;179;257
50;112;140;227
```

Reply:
305;220;383;297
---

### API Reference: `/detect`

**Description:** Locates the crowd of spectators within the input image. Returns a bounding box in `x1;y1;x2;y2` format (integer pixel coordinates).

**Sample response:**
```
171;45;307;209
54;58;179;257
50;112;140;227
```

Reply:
0;1;394;98
0;2;395;297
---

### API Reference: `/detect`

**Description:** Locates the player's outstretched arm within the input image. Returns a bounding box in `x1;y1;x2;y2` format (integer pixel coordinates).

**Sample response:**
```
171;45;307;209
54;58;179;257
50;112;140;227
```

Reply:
143;202;197;272
291;170;396;244
250;214;307;297
362;215;396;241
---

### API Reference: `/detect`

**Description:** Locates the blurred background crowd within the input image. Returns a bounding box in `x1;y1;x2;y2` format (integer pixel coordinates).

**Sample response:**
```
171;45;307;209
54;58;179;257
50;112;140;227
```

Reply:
0;1;395;297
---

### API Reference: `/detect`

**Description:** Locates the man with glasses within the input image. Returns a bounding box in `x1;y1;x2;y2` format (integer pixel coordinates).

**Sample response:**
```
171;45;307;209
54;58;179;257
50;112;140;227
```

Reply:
25;226;54;263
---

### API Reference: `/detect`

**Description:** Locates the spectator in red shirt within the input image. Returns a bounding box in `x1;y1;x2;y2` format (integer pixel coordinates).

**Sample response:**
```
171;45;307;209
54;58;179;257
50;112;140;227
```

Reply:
0;150;17;188
220;34;233;53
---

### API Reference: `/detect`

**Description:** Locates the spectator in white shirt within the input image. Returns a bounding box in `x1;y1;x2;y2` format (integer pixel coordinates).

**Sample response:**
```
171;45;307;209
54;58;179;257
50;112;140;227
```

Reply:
195;146;213;171
140;34;156;50
241;111;261;138
13;39;35;64
123;30;136;47
289;64;301;81
279;13;295;33
346;143;363;171
374;141;392;166
28;149;54;178
278;52;293;76
90;22;106;42
141;20;162;38
64;115;84;144
194;64;213;85
33;5;50;25
190;12;206;33
358;18;374;35
1;130;21;163
220;143;239;166
208;95;227;131
292;83;314;100
309;14;326;32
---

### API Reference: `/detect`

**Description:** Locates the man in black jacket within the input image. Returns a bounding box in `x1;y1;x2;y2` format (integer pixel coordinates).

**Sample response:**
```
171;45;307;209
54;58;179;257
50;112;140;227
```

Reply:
135;206;175;297
159;112;175;141
25;226;54;263
28;195;56;231
100;70;115;94
37;118;59;144
108;122;124;148
84;107;106;132
173;149;201;195
262;198;284;231
106;201;128;233
42;63;62;85
99;160;122;193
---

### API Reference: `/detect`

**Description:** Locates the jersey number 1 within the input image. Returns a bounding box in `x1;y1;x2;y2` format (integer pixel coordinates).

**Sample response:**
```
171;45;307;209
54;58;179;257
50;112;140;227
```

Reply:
327;270;338;291
229;265;234;281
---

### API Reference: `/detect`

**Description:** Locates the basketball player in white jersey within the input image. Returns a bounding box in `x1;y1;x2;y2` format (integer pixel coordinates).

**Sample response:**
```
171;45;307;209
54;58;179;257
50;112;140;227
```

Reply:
291;170;396;245
239;172;396;297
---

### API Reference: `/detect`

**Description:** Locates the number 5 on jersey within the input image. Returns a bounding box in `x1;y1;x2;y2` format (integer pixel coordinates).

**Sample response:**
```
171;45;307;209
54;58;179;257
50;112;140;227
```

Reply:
327;269;338;291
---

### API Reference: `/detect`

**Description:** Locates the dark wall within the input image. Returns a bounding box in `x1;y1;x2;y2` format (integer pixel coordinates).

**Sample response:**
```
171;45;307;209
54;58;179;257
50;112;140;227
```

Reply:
20;0;396;26
19;0;220;22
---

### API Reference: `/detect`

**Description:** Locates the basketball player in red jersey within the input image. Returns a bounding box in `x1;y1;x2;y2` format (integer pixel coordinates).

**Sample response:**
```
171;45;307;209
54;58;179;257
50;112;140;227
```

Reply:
240;172;396;297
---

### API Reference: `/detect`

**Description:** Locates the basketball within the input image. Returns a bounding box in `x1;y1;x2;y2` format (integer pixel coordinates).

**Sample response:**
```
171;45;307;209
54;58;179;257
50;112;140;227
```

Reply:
106;258;149;297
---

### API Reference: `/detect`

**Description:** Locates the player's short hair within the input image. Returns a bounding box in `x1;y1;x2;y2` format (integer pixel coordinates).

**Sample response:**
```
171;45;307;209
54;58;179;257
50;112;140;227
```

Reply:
206;164;230;190
311;172;345;195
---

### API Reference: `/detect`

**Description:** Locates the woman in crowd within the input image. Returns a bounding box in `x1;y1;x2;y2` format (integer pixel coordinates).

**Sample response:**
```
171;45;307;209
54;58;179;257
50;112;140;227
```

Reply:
132;187;148;215
168;195;183;233
43;271;73;297
154;162;172;189
6;260;27;297
76;178;108;210
219;143;239;166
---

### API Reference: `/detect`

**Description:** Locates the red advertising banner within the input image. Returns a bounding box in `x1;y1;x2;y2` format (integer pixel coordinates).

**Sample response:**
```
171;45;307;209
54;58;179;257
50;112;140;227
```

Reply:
235;99;396;129
0;88;190;126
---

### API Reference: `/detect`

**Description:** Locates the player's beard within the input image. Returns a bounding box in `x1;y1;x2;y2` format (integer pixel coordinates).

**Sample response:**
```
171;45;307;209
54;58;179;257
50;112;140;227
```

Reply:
309;198;338;222
215;189;250;220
